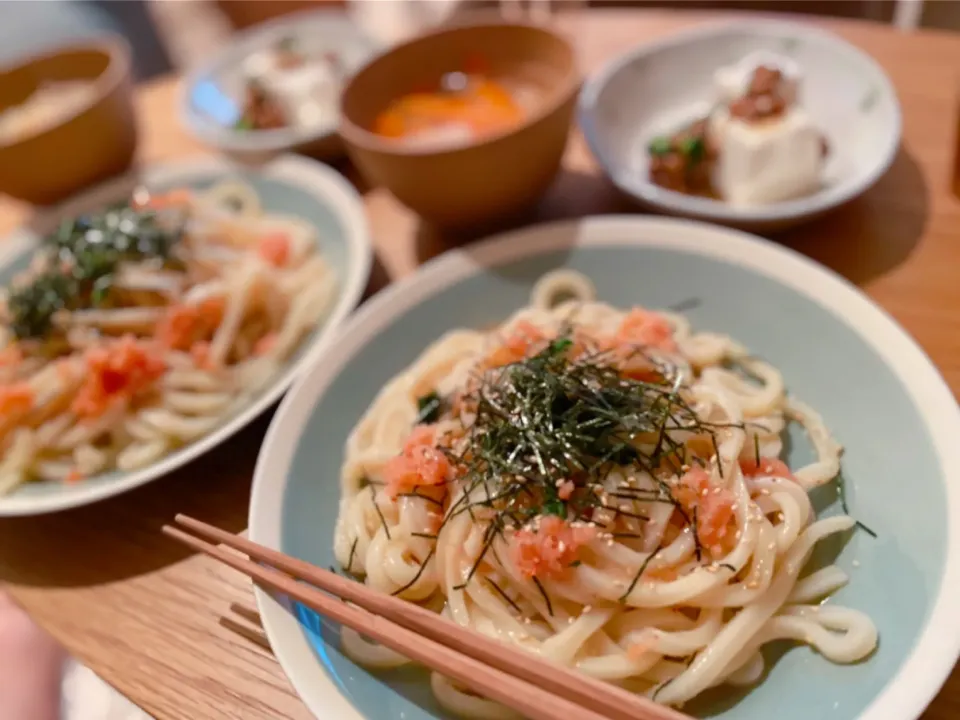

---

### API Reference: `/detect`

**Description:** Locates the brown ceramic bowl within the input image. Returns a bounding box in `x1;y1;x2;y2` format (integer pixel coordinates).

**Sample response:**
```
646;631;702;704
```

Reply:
339;22;579;229
0;37;137;206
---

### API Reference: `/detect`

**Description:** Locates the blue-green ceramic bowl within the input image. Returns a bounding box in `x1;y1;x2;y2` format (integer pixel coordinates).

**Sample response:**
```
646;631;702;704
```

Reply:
0;155;371;516
249;217;960;720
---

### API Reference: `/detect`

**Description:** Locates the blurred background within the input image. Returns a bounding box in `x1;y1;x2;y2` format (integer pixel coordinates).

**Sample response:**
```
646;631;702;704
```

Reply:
0;0;956;82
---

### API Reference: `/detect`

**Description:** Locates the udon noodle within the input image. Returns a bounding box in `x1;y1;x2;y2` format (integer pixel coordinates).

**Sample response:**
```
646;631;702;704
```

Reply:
334;269;876;716
0;181;336;495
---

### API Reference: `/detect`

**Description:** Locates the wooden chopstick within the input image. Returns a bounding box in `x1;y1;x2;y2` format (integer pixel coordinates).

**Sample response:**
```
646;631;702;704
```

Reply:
166;515;692;720
222;603;272;652
165;524;612;720
229;602;263;626
219;614;272;652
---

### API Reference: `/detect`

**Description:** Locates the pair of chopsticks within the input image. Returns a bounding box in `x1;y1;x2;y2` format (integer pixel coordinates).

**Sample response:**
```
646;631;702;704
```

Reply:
164;515;693;720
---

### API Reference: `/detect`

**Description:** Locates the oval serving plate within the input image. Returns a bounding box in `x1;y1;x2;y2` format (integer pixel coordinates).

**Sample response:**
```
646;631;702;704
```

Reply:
249;216;960;720
0;154;372;516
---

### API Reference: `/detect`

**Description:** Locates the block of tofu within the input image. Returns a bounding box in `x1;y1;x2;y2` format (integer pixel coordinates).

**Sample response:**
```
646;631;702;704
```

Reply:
713;51;801;107
243;51;340;128
709;107;823;206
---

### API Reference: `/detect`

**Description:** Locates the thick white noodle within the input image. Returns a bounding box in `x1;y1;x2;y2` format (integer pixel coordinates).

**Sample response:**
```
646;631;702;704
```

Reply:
334;274;877;715
531;269;597;310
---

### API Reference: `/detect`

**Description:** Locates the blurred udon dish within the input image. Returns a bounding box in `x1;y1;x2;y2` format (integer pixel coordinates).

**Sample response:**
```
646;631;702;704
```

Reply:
373;56;540;151
0;81;97;145
0;181;336;495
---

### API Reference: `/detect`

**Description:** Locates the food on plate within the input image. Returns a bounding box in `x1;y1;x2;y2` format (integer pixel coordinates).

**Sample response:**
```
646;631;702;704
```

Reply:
647;119;716;198
373;54;539;150
0;81;97;144
648;52;828;205
234;36;344;131
0;181;337;495
332;269;876;713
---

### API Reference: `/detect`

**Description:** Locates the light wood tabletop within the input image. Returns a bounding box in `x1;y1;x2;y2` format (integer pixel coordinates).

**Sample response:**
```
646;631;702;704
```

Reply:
1;8;960;720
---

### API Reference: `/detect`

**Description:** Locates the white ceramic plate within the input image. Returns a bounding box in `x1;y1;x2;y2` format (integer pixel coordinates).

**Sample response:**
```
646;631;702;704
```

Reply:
578;20;902;231
179;9;381;162
248;216;960;720
0;154;372;516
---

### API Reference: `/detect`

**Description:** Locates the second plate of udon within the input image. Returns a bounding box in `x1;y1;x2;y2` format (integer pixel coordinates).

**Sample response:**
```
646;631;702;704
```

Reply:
249;217;960;720
0;155;371;515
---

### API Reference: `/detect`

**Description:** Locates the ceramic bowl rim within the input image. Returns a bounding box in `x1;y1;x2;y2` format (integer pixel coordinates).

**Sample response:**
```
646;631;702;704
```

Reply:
0;154;372;516
0;34;132;151
248;215;960;720
178;8;380;154
577;19;903;223
338;20;581;159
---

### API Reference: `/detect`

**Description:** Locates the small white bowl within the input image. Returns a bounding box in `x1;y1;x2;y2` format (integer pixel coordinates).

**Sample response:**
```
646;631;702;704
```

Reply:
578;20;902;232
179;9;381;164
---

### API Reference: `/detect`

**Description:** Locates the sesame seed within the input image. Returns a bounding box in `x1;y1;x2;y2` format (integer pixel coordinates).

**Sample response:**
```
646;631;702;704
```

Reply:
852;560;860;568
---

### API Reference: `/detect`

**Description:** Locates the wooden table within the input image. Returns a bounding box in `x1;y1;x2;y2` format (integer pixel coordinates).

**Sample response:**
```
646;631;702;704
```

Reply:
2;8;960;720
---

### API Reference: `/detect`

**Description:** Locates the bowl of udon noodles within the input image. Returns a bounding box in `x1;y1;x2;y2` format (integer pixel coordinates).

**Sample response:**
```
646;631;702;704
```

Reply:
248;216;960;720
0;154;371;516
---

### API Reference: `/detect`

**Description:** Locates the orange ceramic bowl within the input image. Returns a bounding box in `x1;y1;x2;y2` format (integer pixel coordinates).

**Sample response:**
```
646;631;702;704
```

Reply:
0;37;137;206
339;21;580;229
